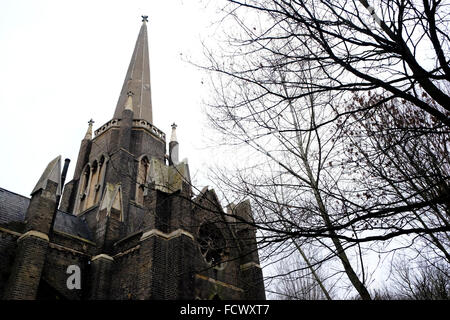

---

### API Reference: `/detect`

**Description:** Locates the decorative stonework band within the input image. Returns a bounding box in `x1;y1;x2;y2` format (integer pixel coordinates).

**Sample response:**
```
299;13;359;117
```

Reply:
94;118;166;142
195;274;244;292
0;226;21;237
240;262;261;271
113;245;141;259
49;242;89;256
91;254;114;262
54;230;96;245
17;230;49;242
140;229;195;242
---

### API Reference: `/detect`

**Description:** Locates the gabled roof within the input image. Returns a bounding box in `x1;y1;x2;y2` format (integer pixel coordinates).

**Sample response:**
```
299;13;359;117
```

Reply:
0;187;93;241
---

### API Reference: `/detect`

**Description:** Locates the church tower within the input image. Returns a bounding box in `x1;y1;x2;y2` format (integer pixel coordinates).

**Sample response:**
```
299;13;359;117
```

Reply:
0;17;265;300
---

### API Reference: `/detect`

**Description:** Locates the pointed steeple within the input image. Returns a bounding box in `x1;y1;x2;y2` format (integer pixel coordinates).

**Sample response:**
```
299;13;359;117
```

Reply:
31;155;62;196
114;16;152;123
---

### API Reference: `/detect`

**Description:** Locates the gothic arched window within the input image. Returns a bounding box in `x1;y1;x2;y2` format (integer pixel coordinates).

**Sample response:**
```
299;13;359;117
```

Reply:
78;164;91;212
94;156;106;204
86;161;98;208
136;156;150;205
198;223;228;269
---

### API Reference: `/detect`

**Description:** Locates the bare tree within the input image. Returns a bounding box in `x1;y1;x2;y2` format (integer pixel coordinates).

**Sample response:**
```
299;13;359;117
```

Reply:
204;53;375;298
391;258;449;300
203;0;450;126
271;250;334;300
198;0;450;300
340;91;450;263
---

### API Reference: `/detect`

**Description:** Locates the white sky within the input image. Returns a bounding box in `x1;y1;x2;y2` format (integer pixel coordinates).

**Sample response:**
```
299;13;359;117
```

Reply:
0;0;219;197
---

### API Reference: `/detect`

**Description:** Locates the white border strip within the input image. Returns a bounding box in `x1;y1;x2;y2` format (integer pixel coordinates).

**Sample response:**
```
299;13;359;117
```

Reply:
140;228;194;242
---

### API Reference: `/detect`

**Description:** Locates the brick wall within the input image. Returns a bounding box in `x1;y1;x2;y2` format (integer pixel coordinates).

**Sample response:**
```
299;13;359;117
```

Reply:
0;232;19;298
42;247;89;300
3;235;49;300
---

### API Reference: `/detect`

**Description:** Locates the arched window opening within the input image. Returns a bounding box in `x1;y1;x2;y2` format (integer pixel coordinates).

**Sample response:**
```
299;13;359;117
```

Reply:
86;161;98;208
78;165;91;212
136;156;150;205
110;186;122;221
198;223;228;269
94;156;106;204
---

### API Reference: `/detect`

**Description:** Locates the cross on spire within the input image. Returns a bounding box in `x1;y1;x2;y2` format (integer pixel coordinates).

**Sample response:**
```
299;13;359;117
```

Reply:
142;15;148;22
85;119;94;140
170;123;178;143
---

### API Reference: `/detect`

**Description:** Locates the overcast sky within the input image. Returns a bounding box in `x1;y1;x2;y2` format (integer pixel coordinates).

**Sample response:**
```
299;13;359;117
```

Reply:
0;1;407;298
0;0;222;197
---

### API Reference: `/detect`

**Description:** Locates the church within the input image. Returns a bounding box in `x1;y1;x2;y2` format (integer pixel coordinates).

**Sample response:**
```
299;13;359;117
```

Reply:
0;17;265;300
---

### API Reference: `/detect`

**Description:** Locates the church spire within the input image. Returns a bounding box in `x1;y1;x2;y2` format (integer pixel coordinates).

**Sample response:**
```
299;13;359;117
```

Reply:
114;16;152;123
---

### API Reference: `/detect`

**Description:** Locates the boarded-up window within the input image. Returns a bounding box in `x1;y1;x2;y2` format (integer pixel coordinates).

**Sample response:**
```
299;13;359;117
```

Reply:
94;156;106;204
198;223;228;269
136;157;149;205
86;161;98;208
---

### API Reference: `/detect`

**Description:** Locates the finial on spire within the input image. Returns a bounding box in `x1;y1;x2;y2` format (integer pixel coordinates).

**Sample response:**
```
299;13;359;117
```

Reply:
169;123;179;165
142;15;148;22
170;123;178;142
85;119;94;140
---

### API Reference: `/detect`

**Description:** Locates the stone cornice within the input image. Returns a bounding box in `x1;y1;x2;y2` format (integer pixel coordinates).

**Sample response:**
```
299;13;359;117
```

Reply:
195;274;244;292
53;230;96;246
113;245;141;259
93;118;166;143
0;226;21;237
91;254;114;262
49;242;90;256
17;230;49;242
240;262;261;271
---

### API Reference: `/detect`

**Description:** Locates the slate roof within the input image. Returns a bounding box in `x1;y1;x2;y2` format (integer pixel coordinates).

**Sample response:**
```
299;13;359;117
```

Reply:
113;19;153;123
0;187;29;225
53;210;93;241
0;187;93;241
